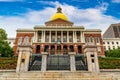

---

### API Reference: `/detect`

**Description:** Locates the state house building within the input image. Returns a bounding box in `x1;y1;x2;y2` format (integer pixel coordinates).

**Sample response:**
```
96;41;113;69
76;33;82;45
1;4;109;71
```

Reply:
14;7;104;56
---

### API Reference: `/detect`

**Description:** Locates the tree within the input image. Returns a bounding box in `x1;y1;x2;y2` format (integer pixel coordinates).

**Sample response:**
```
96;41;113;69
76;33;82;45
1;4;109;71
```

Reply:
0;28;7;41
0;28;13;57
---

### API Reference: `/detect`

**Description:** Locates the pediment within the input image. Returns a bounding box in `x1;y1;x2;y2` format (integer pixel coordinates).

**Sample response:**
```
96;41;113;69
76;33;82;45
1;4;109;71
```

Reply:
45;18;74;26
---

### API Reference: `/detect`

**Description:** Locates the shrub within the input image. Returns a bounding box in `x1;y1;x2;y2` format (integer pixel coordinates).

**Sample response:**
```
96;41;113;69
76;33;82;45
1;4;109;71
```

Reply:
0;57;17;69
99;57;120;69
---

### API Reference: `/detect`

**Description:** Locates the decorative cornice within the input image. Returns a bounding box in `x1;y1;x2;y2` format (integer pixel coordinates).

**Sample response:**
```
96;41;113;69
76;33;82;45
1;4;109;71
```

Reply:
16;29;34;32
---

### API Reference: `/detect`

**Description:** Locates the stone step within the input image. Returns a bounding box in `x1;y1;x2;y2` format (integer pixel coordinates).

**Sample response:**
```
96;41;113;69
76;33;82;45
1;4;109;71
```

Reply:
0;71;118;80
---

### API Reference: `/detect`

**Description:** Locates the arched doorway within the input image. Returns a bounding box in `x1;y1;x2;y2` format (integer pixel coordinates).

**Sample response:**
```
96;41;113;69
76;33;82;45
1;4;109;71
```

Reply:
78;45;82;54
63;45;67;54
57;45;61;54
51;45;55;54
36;45;40;53
69;45;74;52
44;45;49;52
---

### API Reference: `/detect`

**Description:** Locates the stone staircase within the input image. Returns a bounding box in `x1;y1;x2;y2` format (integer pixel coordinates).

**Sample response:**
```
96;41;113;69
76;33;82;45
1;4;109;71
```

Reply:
29;61;41;70
0;71;119;80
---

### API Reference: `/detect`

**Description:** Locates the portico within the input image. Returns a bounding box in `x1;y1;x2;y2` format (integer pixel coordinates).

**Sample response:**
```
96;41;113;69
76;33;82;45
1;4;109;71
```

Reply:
33;27;84;54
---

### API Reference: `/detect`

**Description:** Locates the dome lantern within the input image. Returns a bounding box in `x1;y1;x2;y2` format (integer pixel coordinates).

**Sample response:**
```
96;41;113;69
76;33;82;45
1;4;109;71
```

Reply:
57;6;62;13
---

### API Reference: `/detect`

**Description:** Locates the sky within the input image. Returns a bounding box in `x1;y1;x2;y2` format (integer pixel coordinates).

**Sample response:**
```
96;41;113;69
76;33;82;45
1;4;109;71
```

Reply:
0;0;120;38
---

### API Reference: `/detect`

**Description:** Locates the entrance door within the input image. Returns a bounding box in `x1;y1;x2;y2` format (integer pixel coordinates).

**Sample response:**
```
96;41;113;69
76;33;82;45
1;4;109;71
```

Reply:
63;45;67;54
78;45;82;54
36;45;40;53
44;45;49;52
47;55;70;70
51;45;55;54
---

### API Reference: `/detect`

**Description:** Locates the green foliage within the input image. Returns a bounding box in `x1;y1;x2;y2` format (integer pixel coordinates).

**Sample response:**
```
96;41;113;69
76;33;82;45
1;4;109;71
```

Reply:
0;40;13;57
105;48;120;58
0;28;7;41
0;28;13;57
99;57;120;69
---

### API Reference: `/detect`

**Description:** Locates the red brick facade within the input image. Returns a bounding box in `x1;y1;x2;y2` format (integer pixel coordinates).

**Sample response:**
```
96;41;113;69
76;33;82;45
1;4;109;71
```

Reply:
84;34;104;56
14;33;34;55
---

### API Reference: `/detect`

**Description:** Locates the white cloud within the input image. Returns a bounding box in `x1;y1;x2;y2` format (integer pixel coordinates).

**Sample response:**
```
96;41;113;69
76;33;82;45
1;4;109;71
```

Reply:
112;0;120;3
0;1;120;38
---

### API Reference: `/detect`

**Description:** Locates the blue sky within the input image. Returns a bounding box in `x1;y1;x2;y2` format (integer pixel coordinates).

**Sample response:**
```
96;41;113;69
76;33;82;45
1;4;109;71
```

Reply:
0;0;120;37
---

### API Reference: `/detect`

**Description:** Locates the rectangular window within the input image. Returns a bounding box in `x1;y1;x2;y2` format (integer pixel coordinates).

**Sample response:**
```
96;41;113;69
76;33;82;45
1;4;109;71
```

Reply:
63;35;67;42
89;37;94;44
113;46;115;49
108;46;110;50
51;36;55;42
45;35;49;42
69;35;73;42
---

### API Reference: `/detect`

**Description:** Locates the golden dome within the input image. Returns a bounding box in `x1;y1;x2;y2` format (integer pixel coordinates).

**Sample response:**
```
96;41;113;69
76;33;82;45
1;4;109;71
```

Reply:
50;7;68;21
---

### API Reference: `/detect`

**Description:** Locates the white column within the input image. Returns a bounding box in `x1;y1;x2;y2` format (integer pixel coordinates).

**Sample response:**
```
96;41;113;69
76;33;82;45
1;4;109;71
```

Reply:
16;47;32;73
16;50;22;72
61;31;63;42
81;31;85;43
41;52;48;71
86;52;92;72
43;31;45;43
81;31;82;42
74;31;76;43
49;31;51;43
73;31;74;42
69;52;76;71
41;31;43;42
36;31;38;42
94;52;100;72
35;31;37;42
55;31;57;42
82;32;85;43
24;51;31;72
67;31;69;43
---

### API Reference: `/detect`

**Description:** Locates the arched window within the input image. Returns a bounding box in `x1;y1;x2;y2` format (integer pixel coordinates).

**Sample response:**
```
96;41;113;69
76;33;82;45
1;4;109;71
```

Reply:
89;36;94;43
18;36;22;44
96;37;100;43
24;36;29;44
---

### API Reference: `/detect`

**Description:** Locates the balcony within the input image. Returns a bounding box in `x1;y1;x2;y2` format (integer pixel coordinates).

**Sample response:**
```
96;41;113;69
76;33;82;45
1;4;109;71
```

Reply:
38;39;41;42
85;42;95;45
18;42;32;46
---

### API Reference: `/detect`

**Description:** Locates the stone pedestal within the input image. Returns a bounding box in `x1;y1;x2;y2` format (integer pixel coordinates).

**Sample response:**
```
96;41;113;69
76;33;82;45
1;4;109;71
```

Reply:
69;52;76;71
41;52;48;71
16;45;32;73
84;45;100;73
